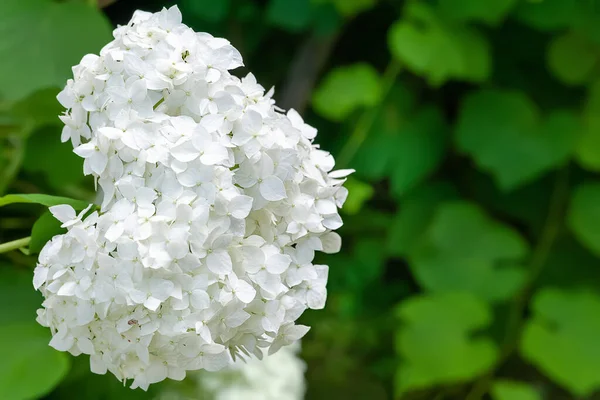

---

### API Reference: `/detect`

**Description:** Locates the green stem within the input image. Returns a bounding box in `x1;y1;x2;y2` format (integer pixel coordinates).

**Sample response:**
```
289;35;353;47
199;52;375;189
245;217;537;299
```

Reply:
153;97;165;110
0;236;31;254
336;60;401;168
465;166;570;400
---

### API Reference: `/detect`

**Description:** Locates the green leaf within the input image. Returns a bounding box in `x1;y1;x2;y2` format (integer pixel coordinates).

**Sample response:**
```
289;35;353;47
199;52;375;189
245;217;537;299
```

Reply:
350;94;445;195
515;0;579;31
0;323;70;400
577;81;600;171
0;193;90;210
410;201;528;302
314;0;376;17
491;380;541;400
182;0;230;22
0;266;43;325
521;288;600;396
23;126;86;190
30;211;65;255
547;31;598;85
456;90;579;191
387;182;458;258
11;88;63;130
341;177;374;215
388;3;491;85
395;292;497;394
437;0;517;25
389;106;447;198
350;84;415;180
312;63;382;121
267;0;312;32
568;183;600;256
0;0;112;101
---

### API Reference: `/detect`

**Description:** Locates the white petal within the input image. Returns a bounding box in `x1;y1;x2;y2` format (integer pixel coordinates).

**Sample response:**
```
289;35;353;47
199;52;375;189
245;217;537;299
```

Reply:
229;195;253;219
206;250;232;274
49;204;76;224
266;254;291;274
259;176;286;201
234;280;256;303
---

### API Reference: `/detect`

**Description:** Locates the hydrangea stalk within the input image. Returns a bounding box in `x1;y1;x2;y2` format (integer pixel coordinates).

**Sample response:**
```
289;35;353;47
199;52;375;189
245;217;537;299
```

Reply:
32;5;351;390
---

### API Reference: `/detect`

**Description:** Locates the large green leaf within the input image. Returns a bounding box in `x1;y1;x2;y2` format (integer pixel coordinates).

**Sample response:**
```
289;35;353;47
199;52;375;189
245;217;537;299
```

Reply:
341;177;374;215
521;288;600;396
491;380;541;400
568;183;600;256
547;31;598;85
395;292;497;394
0;266;68;400
388;3;491;85
29;211;65;255
314;0;376;17
456;90;579;191
409;201;529;302
389;107;447;198
577;81;600;171
182;0;231;22
312;63;382;121
0;266;43;325
437;0;517;25
0;323;70;400
267;0;312;32
387;182;458;258
0;193;90;210
23;126;86;191
351;102;446;197
515;0;579;31
0;0;112;101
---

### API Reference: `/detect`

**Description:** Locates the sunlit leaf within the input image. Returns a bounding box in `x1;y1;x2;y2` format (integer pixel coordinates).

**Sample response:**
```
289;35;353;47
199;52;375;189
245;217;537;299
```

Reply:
395;292;497;394
521;288;600;396
312;63;382;121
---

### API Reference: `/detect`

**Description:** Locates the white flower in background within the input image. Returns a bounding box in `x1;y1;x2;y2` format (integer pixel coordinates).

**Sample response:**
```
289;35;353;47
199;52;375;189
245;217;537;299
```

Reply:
34;5;351;390
157;342;306;400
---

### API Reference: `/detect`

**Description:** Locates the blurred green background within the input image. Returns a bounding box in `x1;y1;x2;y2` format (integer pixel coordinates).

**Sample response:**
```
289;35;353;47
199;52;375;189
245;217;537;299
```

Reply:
2;0;600;399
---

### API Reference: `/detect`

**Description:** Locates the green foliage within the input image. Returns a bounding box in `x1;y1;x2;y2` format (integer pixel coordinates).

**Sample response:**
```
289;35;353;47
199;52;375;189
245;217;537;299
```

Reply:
491;380;541;400
521;288;600;396
456;90;578;190
341;177;374;215
312;63;382;121
0;193;89;209
409;201;528;302
0;0;112;101
182;0;231;22
1;0;600;399
0;323;70;400
568;182;600;256
29;211;64;255
395;292;497;393
388;3;491;85
436;0;517;25
0;267;69;400
547;31;599;85
267;0;312;32
577;81;600;171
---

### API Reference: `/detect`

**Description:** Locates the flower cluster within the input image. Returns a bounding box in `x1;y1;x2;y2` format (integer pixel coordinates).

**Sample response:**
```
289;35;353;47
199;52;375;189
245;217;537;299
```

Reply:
33;5;350;390
157;342;306;400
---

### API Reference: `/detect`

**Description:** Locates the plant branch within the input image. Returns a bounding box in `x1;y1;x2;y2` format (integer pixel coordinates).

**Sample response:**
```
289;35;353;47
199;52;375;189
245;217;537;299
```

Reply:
0;236;31;254
279;33;340;114
465;166;571;400
336;60;401;168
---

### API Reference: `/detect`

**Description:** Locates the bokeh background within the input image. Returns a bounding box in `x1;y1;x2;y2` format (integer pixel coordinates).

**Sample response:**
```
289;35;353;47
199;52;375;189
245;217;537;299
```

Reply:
2;0;600;399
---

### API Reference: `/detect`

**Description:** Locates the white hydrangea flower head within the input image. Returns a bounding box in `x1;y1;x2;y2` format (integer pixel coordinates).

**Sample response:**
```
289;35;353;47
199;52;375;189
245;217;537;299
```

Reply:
157;342;306;400
34;5;351;390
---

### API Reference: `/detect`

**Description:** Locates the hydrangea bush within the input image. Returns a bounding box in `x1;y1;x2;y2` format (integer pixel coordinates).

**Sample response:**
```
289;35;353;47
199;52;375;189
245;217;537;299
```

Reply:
32;6;350;390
